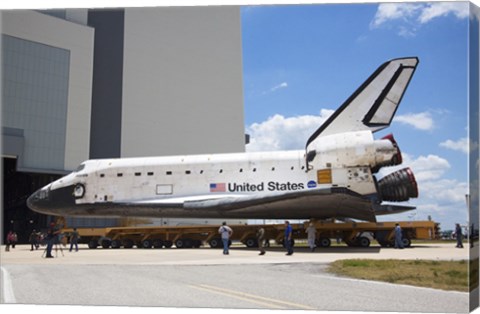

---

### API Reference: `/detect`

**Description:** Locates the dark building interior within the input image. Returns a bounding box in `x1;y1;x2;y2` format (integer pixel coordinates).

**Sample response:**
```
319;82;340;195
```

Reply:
2;157;60;244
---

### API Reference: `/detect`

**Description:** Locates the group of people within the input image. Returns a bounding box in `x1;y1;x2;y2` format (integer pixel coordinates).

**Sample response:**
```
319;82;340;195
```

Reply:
217;221;414;254
5;223;80;258
218;220;296;256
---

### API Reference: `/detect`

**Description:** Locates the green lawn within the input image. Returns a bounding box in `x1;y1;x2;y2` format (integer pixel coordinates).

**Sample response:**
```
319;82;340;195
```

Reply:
328;259;470;292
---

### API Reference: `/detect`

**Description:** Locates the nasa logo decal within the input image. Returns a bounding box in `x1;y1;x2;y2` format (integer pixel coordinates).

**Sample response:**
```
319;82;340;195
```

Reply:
307;180;317;188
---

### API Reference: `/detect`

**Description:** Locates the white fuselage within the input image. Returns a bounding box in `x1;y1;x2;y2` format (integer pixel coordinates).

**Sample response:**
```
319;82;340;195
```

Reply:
67;150;312;204
28;130;411;220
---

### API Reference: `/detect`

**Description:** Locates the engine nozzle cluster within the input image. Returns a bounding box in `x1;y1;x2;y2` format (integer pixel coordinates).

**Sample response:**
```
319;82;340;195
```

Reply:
378;167;418;202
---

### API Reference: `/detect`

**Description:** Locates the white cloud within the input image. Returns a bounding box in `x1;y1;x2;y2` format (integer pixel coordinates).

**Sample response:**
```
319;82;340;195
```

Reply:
379;153;450;182
271;82;288;92
371;3;423;28
418;2;469;24
246;109;334;152
440;137;469;154
408;154;451;181
371;2;470;37
262;82;288;95
394;112;434;130
398;26;417;38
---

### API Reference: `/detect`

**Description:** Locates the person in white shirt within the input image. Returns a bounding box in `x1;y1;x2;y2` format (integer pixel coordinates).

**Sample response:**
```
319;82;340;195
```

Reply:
305;223;317;252
218;222;233;255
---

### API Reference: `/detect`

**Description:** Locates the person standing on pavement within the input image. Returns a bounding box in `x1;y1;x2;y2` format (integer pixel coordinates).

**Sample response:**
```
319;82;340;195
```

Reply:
29;229;38;251
69;228;80;252
45;222;59;258
455;223;464;248
5;231;14;252
305;222;317;252
218;222;233;255
394;223;404;249
284;221;294;255
256;227;266;255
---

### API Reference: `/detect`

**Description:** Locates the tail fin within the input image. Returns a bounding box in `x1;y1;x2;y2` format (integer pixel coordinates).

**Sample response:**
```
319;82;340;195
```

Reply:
306;57;419;148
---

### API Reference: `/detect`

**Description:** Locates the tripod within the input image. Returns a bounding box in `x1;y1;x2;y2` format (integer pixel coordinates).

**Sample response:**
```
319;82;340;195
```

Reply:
42;239;64;258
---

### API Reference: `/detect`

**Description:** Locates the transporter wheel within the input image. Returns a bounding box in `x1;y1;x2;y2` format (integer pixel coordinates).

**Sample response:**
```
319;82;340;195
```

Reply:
111;239;122;249
317;237;331;248
101;239;111;249
152;239;164;248
209;238;222;248
357;237;371;248
164;240;173;248
193;240;202;248
122;239;134;249
88;240;98;249
245;238;258;248
402;237;411;248
183;238;193;248
142;239;153;249
175;239;185;249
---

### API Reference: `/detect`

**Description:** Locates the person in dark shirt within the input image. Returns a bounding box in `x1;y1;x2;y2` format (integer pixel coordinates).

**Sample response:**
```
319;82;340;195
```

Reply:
284;221;293;255
455;223;464;248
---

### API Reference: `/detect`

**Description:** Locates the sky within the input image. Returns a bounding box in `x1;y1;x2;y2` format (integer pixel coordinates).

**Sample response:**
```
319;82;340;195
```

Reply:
240;1;476;231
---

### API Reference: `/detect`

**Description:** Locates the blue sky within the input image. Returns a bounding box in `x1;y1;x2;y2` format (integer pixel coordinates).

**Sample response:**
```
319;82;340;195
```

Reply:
241;2;474;230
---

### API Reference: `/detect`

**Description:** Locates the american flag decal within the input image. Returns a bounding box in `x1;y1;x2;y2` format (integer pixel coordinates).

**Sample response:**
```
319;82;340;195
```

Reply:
210;183;226;192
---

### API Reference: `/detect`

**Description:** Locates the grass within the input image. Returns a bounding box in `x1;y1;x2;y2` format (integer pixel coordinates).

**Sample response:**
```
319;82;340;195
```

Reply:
327;259;470;292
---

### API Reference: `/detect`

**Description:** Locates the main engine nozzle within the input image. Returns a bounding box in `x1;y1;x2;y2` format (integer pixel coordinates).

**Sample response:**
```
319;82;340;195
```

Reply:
372;134;403;173
378;167;418;202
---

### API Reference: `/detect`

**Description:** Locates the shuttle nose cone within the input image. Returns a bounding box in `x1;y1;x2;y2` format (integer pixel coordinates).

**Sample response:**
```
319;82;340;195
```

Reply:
27;183;78;216
27;185;52;215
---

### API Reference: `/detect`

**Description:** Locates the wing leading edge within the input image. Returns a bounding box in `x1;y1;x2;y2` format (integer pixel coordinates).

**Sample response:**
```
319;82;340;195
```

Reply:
306;57;419;147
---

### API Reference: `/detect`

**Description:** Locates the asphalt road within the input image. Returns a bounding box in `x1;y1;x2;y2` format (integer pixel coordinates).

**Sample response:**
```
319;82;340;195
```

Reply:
0;243;476;314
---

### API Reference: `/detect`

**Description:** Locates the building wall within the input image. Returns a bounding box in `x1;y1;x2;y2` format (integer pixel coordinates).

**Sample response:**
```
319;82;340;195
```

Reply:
88;9;125;159
1;8;247;228
121;6;245;157
1;10;94;172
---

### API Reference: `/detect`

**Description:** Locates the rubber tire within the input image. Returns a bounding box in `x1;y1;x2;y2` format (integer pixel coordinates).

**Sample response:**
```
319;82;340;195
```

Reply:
122;239;134;249
245;238;258;248
101;239;111;249
88;240;98;249
152;239;164;248
175;239;185;249
183;238;193;248
164;240;173;248
402;237;411;248
142;239;153;249
317;237;331;248
111;239;122;249
357;237;371;248
193;240;202;248
209;238;222;248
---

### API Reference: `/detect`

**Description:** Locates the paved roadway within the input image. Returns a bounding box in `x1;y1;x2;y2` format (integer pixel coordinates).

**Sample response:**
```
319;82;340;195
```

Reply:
0;243;477;314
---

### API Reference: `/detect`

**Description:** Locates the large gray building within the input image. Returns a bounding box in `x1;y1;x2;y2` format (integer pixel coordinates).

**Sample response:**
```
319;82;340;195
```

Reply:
1;7;246;239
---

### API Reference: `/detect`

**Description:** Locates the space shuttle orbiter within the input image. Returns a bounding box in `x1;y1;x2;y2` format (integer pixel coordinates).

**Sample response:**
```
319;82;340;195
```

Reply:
28;57;419;222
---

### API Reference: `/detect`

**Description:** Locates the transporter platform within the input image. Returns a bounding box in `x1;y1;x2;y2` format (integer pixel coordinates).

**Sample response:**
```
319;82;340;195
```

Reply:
57;218;439;250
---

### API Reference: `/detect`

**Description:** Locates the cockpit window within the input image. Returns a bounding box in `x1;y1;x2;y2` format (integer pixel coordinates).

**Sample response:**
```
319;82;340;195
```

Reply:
75;163;86;172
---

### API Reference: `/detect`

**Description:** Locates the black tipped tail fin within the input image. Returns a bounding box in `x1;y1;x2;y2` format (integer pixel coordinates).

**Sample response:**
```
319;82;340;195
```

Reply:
306;57;419;148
